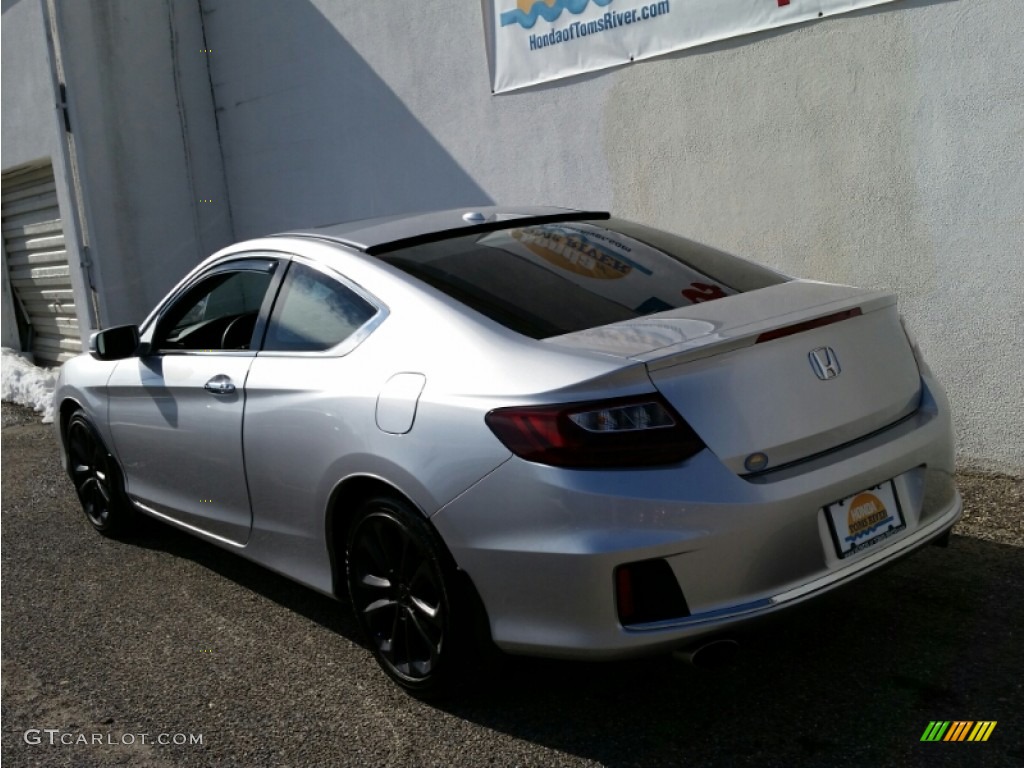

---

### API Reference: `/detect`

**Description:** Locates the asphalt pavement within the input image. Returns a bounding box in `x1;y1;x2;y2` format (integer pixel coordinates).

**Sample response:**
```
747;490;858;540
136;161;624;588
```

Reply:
2;402;1022;767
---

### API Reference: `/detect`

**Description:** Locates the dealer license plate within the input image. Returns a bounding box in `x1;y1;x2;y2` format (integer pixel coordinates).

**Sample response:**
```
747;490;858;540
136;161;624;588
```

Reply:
824;480;906;559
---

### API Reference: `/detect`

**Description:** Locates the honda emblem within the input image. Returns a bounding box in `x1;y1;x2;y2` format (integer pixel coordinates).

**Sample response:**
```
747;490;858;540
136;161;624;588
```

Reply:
809;347;841;380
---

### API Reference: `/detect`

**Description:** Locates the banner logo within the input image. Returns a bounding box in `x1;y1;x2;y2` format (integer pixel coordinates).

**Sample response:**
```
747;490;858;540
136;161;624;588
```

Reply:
489;0;900;93
501;0;613;29
920;721;997;742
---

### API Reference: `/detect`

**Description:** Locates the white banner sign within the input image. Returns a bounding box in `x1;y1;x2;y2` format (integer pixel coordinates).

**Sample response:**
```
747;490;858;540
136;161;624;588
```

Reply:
487;0;898;93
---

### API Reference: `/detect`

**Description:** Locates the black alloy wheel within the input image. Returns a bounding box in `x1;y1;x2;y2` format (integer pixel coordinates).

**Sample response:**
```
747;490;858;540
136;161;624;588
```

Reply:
66;412;131;535
346;496;464;695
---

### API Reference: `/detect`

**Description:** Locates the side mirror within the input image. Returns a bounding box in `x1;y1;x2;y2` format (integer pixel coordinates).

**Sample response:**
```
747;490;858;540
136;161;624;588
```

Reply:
89;324;140;361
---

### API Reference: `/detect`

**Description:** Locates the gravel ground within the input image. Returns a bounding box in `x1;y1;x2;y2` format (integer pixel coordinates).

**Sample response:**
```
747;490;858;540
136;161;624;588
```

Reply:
2;401;1022;767
954;472;1024;547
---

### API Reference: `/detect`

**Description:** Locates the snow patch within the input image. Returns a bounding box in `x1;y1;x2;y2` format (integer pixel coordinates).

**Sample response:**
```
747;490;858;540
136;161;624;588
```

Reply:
1;347;58;423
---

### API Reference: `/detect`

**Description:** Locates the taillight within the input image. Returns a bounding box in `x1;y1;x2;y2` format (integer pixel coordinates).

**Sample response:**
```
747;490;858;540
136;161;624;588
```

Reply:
484;395;705;468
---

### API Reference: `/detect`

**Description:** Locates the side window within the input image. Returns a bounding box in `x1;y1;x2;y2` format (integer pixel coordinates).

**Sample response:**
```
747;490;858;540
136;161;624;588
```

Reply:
263;263;376;352
156;269;274;351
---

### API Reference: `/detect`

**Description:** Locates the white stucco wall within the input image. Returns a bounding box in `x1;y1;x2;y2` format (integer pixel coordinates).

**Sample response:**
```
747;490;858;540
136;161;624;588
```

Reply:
599;2;1024;475
201;0;1022;473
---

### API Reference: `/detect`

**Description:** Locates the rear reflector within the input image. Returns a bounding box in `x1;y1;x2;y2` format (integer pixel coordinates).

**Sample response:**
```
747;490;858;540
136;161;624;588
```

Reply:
616;568;635;621
485;394;704;468
615;559;690;625
755;308;862;344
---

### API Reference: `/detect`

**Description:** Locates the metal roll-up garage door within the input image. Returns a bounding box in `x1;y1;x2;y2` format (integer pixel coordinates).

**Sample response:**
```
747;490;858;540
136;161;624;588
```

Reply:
2;161;81;366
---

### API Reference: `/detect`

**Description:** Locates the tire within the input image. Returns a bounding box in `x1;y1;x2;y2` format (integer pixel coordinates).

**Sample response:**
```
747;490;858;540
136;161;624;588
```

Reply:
345;495;475;696
65;411;133;536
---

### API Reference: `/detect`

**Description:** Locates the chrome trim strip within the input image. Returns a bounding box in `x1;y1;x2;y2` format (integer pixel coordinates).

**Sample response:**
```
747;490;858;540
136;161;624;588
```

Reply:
130;498;247;549
741;401;925;483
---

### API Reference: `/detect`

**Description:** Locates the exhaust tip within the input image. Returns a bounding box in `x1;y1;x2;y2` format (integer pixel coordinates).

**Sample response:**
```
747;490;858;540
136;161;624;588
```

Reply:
673;639;740;669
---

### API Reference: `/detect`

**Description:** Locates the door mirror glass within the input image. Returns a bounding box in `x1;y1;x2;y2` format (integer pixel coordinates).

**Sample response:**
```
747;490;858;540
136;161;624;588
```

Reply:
89;325;140;361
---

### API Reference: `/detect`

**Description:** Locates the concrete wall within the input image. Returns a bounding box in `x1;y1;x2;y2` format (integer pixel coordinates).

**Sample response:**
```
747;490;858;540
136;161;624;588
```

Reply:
1;0;56;166
53;0;233;328
6;0;1017;472
1;0;91;351
201;0;1022;474
199;0;492;236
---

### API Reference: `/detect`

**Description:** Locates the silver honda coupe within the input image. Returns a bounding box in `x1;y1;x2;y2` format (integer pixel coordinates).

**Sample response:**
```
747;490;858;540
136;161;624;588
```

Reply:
55;207;961;694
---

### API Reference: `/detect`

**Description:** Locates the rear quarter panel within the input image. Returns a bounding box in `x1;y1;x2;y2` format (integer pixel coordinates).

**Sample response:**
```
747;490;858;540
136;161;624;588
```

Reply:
237;255;643;593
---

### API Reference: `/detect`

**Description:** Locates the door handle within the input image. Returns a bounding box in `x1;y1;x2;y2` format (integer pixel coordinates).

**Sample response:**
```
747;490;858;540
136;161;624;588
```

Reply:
204;375;236;395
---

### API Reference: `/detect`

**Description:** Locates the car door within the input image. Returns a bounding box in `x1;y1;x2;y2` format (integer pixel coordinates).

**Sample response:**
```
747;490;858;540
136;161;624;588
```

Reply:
239;258;385;572
106;255;284;545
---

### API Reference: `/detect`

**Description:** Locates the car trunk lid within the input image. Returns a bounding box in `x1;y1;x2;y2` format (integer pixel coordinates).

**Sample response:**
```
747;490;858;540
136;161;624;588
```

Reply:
544;280;922;474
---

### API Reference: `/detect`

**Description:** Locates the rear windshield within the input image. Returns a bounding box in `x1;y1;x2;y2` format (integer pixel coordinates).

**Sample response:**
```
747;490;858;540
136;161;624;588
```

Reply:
378;218;787;339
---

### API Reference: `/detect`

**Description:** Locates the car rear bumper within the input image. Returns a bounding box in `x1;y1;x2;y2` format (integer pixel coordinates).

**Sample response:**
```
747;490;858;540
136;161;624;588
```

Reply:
620;489;960;639
431;375;960;659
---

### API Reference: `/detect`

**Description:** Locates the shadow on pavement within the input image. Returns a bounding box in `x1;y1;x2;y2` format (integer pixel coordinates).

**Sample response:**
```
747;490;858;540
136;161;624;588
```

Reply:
134;510;1024;767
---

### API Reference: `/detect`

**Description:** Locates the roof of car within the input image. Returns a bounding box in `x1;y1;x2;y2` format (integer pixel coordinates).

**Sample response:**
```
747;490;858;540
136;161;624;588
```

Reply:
272;206;610;255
